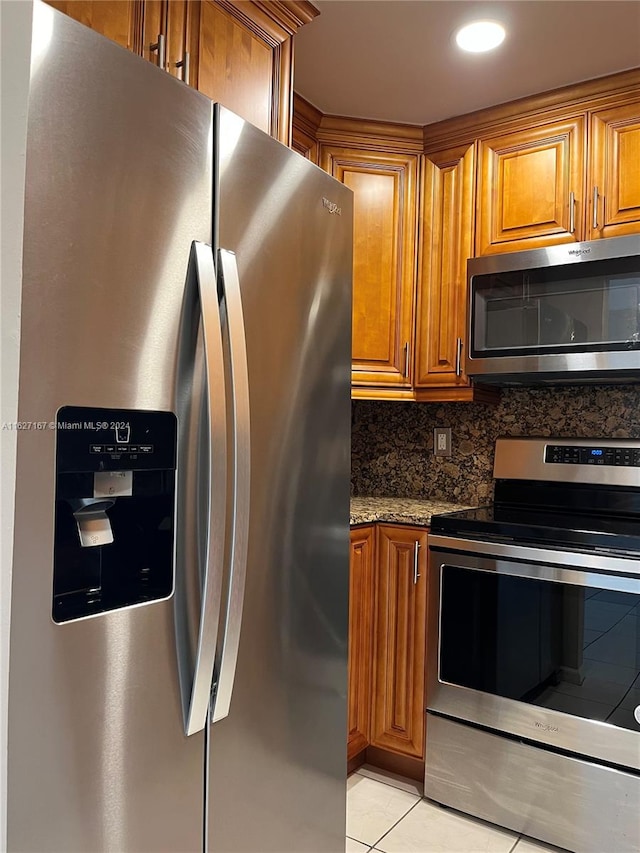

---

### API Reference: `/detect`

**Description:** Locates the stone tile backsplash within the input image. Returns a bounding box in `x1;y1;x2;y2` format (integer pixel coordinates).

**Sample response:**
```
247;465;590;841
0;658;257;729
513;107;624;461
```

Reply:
351;385;640;506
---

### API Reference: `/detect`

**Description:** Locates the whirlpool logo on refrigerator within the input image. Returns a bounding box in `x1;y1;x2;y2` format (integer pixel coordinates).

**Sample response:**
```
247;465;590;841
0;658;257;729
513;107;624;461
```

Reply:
322;197;342;215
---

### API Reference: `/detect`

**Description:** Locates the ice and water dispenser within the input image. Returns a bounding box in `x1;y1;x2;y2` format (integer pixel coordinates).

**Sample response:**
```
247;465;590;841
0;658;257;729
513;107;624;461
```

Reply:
53;406;177;622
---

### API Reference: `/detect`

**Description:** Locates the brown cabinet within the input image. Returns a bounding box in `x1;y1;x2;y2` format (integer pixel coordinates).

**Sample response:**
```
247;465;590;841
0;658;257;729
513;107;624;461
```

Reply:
370;525;428;759
320;146;419;393
475;117;587;255
588;99;640;240
44;0;317;143
45;1;142;51
415;143;478;400
348;526;375;761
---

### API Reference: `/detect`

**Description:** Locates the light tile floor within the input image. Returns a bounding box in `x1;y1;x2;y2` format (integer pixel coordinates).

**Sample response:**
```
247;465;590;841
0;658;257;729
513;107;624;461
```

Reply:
346;768;571;853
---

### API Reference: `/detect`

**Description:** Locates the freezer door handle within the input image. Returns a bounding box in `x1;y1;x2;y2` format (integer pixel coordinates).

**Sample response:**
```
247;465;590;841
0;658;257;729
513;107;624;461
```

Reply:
176;241;228;737
210;249;251;724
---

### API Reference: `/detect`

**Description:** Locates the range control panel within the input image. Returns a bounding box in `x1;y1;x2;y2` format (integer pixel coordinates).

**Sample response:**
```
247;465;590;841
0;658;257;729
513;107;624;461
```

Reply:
545;444;640;467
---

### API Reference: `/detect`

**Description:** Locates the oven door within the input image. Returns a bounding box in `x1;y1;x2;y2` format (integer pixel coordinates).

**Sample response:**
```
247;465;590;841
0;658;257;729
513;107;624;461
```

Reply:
427;535;640;771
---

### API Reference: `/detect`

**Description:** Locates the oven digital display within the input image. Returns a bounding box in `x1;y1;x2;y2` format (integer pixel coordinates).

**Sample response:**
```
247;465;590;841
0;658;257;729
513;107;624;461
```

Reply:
545;444;640;467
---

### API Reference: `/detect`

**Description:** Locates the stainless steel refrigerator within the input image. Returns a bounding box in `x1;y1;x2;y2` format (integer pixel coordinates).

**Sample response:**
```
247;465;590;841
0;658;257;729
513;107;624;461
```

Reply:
7;3;353;851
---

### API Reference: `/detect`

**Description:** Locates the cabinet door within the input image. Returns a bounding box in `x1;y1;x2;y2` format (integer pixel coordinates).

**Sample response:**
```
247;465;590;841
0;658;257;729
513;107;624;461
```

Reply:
348;526;375;761
371;525;427;758
44;1;142;52
476;117;586;255
415;144;474;394
194;1;293;142
589;100;640;239
320;148;418;391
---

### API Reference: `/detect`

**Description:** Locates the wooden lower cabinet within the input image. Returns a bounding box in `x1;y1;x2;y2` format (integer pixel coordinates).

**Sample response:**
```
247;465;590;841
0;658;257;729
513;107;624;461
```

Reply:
347;523;428;771
348;526;375;761
371;524;428;759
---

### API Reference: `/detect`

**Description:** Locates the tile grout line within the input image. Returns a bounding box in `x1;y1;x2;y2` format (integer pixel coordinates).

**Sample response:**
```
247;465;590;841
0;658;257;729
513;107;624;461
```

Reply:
370;796;423;850
508;834;523;853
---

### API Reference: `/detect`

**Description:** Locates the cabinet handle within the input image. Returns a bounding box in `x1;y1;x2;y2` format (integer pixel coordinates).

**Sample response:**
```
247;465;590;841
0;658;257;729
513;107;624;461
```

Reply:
403;341;410;378
592;186;599;230
175;52;190;86
455;337;463;377
150;33;166;70
413;542;421;585
569;191;576;234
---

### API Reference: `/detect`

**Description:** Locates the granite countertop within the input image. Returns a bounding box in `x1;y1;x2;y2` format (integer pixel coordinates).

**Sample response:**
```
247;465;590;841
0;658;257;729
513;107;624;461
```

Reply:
350;496;475;527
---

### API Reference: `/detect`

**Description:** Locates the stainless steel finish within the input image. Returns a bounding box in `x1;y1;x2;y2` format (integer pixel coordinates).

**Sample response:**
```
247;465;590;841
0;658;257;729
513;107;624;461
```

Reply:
593;185;600;229
403;341;410;377
149;32;166;70
428;542;640;770
209;249;251;725
413;541;420;584
465;234;640;383
569;189;575;233
428;533;640;580
175;51;190;85
176;241;228;738
468;233;639;277
425;715;640;853
493;436;640;487
8;6;211;849
455;336;463;377
206;105;352;853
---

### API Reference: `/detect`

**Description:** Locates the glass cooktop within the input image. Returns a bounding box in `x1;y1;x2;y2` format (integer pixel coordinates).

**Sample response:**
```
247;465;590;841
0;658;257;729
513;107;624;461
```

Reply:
430;503;640;557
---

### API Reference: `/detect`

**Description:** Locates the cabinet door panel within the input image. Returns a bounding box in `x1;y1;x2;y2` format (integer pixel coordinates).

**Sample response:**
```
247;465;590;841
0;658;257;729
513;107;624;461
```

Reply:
476;118;586;254
321;148;418;389
44;1;142;52
371;525;427;758
348;527;375;760
416;144;474;390
589;101;640;239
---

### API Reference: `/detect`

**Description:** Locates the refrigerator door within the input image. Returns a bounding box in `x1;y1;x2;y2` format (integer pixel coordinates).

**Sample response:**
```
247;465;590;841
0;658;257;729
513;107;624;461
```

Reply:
8;4;212;851
206;107;353;853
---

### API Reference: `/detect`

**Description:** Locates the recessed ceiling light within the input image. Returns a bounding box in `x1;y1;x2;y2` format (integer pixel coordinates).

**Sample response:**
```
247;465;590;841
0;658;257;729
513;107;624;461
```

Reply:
455;20;506;53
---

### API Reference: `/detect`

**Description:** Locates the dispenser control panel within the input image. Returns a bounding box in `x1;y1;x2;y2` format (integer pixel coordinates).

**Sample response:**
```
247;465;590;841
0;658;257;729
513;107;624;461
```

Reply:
56;406;176;473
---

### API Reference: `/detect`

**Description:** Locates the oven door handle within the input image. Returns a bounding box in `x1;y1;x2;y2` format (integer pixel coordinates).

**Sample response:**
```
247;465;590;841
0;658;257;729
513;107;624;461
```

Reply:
428;534;640;581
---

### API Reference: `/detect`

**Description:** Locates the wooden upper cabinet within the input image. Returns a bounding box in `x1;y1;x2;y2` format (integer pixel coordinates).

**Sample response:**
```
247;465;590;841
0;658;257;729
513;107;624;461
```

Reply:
195;1;317;144
44;1;143;51
415;143;475;396
371;525;427;759
348;526;375;762
476;117;587;255
588;99;640;240
320;147;418;391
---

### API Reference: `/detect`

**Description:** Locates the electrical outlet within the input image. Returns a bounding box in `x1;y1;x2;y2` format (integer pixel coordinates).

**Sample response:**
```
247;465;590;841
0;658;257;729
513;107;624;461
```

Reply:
434;427;452;457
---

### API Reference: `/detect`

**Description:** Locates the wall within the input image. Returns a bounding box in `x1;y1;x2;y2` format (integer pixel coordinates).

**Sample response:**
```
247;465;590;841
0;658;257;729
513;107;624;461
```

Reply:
0;3;31;847
351;385;640;505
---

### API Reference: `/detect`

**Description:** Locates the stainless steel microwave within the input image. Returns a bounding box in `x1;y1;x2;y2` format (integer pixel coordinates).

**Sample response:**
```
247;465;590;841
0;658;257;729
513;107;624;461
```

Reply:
465;234;640;385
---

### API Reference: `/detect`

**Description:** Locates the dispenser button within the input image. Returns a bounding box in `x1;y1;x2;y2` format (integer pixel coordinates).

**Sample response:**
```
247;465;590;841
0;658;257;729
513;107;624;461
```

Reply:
90;444;103;454
138;444;153;453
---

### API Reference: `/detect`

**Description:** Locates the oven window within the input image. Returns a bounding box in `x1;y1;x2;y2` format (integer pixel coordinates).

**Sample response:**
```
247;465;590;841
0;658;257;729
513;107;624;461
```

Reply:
470;256;640;356
440;566;640;732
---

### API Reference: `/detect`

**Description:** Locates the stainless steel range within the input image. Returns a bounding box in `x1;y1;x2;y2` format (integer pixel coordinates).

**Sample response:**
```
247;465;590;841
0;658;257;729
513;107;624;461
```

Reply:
425;438;640;853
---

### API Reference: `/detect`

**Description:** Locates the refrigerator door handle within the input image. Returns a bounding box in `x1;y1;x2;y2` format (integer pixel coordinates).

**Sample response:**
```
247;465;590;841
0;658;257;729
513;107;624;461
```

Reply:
176;241;228;737
210;248;251;724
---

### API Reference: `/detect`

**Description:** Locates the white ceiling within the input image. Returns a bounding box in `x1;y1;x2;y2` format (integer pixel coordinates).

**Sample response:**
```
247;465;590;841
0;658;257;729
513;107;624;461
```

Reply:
294;1;640;127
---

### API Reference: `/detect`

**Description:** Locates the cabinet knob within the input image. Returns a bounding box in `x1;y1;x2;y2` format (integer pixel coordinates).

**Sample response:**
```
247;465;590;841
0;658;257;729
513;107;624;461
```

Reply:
413;542;421;584
569;191;576;234
455;337;463;377
149;33;166;70
403;341;410;379
175;52;190;86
